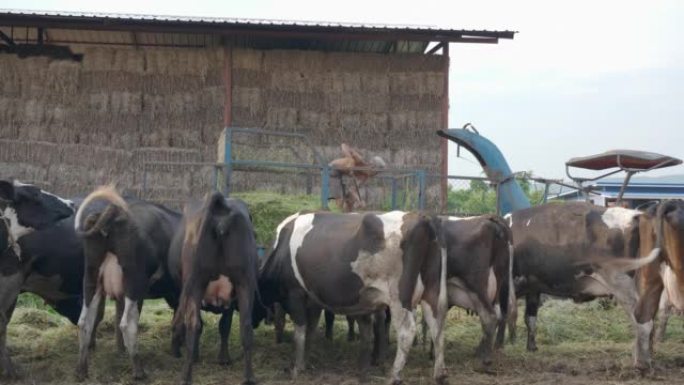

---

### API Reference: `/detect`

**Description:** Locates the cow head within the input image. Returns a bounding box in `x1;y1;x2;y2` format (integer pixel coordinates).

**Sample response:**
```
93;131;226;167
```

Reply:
0;180;74;240
656;200;684;308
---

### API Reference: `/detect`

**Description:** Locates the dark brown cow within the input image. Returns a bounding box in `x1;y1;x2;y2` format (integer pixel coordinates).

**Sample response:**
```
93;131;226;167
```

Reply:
74;186;180;381
169;192;258;385
255;211;447;384
633;200;684;368
441;214;513;366
507;202;659;369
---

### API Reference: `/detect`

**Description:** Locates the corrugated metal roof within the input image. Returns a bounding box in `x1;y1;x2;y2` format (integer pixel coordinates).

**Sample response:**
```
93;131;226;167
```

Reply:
0;8;514;54
0;9;506;33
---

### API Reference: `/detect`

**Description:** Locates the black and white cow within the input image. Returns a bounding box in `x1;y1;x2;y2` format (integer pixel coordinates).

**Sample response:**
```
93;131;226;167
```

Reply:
507;202;658;368
74;186;180;381
168;193;258;385
0;180;75;378
256;211;448;384
440;214;513;366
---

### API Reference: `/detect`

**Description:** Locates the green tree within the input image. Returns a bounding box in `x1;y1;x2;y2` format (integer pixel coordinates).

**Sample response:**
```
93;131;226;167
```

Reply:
447;172;545;214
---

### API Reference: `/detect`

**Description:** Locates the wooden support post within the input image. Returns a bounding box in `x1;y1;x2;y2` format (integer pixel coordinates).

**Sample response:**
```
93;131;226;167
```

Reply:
440;42;450;211
223;42;233;127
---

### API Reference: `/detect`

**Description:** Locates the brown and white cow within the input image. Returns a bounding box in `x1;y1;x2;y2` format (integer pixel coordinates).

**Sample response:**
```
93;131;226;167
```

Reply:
440;214;514;366
73;186;180;381
169;192;258;385
255;211;448;384
507;202;659;368
633;200;684;367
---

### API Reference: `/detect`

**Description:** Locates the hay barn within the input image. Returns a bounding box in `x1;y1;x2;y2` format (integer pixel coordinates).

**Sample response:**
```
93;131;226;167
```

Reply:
0;10;514;207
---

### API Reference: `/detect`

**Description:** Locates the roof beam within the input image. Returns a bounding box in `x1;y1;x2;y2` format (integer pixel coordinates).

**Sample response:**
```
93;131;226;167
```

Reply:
426;42;445;55
0;29;15;45
453;37;498;44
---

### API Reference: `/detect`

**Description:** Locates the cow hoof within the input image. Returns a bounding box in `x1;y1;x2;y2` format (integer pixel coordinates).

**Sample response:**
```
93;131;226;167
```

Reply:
133;369;147;381
1;365;20;380
635;360;652;374
74;370;88;382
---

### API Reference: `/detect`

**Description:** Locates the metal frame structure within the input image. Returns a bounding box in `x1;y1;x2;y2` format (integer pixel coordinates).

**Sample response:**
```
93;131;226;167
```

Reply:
221;127;428;210
565;152;682;205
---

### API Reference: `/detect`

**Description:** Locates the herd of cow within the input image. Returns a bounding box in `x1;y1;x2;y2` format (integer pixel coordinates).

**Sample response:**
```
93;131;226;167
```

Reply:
1;179;683;384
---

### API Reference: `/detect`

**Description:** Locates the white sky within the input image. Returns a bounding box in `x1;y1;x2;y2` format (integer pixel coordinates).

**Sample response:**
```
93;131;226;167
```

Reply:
6;0;684;179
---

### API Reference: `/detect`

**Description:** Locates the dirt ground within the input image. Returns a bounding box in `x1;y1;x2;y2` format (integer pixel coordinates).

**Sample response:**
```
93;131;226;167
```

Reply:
5;298;684;384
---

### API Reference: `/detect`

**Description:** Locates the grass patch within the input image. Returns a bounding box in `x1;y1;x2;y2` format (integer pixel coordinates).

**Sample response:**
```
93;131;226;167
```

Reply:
232;191;335;246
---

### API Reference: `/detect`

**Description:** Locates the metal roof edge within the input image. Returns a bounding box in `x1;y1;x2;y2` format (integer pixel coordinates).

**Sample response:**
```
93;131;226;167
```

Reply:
0;8;516;42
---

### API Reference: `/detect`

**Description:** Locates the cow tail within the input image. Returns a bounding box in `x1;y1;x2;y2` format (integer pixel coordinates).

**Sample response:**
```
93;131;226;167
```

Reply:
488;215;514;325
74;185;129;236
654;200;675;257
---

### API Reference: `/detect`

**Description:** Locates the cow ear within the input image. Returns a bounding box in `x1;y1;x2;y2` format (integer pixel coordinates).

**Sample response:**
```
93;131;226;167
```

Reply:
0;180;15;202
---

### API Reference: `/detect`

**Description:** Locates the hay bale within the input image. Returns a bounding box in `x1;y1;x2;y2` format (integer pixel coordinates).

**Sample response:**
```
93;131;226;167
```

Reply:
233;49;263;71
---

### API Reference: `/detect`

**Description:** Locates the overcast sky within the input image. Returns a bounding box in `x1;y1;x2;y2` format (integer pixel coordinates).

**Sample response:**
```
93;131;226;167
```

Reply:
6;0;684;180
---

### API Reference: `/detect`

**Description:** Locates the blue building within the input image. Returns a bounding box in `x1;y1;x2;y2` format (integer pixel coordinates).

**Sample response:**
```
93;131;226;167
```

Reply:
552;175;684;208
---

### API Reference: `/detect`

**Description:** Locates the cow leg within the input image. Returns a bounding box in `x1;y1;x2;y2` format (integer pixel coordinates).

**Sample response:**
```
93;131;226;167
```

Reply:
507;296;518;344
288;292;308;379
76;287;103;381
218;307;233;365
88;296;105;351
388;304;417;385
192;316;204;363
274;303;286;344
655;293;672;342
633;275;663;371
115;299;125;353
236;284;256;385
119;297;146;380
305;306;321;354
180;297;201;385
524;292;540;352
372;308;388;368
356;314;373;381
473;298;498;366
0;273;22;379
324;310;334;340
347;316;356;341
421;301;447;384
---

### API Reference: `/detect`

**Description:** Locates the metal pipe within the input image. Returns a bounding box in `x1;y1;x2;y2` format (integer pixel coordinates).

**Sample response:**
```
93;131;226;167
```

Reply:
616;171;635;206
321;165;330;210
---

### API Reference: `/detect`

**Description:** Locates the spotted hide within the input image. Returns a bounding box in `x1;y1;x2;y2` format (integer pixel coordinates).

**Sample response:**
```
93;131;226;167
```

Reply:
633;200;684;368
169;192;258;385
508;201;660;369
257;211;447;384
74;186;180;381
0;180;74;379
